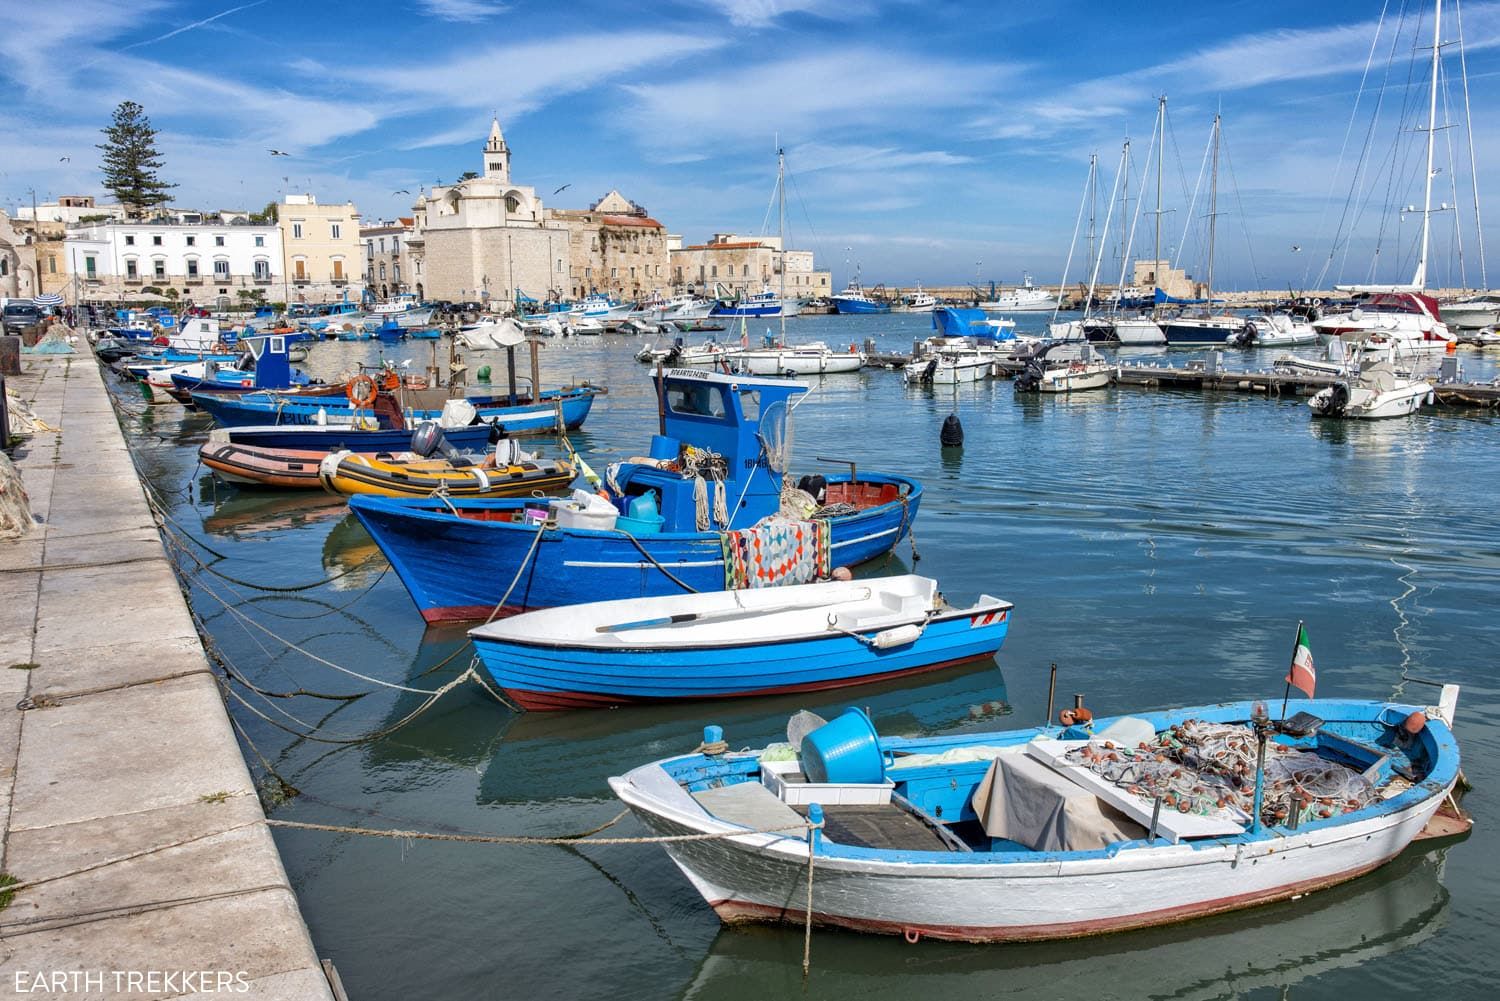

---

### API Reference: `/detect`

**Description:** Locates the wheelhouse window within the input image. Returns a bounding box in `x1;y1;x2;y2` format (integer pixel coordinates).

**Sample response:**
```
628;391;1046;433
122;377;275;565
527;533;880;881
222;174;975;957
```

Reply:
665;383;726;418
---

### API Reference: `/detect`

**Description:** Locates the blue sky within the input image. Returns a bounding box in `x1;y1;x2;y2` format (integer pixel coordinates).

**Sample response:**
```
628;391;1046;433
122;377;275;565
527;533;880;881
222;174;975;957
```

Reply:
4;0;1499;290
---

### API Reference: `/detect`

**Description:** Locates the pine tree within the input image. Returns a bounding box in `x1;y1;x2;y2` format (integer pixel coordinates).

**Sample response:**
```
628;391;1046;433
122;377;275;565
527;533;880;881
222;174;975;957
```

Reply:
97;101;176;218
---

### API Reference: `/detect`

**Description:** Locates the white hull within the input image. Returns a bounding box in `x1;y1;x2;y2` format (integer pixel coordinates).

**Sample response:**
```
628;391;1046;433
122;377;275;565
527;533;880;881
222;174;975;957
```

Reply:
611;756;1450;942
1439;301;1500;329
740;347;863;376
904;355;990;384
1309;377;1432;419
1039;363;1112;392
1111;318;1166;346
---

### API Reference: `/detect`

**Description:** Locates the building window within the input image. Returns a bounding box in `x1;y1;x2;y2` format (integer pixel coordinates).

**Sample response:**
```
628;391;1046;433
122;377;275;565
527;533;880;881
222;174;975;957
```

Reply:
591;238;598;251
332;259;345;279
743;265;749;276
125;235;135;246
610;267;618;279
253;259;270;280
215;235;226;247
630;267;636;279
214;259;230;279
125;259;138;278
85;256;97;278
293;223;303;239
394;264;401;282
254;235;264;247
48;256;58;274
504;196;519;214
153;259;166;279
711;265;718;277
379;263;386;280
152;235;163;246
330;223;341;240
489;161;501;173
393;237;400;253
186;235;196;247
187;258;199;277
294;259;306;279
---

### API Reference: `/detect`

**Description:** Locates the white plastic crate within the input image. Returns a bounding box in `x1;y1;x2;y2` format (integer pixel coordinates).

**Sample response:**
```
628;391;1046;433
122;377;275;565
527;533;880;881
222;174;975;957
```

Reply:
759;759;894;806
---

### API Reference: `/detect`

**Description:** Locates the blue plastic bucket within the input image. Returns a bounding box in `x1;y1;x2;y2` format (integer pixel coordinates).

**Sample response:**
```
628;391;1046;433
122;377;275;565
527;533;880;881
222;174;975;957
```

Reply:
614;513;664;535
801;708;884;784
648;435;680;461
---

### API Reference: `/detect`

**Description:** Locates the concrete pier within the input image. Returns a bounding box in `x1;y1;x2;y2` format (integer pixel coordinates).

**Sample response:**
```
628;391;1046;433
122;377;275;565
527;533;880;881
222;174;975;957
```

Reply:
0;355;335;999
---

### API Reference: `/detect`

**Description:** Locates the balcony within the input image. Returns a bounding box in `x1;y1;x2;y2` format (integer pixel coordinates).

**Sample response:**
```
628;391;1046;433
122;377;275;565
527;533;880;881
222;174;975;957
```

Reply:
331;277;348;286
253;277;273;285
123;278;143;286
183;277;204;286
293;277;310;285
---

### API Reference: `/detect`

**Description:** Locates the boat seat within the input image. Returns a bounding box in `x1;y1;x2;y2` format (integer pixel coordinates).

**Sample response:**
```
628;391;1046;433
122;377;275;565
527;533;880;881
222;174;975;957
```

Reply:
693;781;807;840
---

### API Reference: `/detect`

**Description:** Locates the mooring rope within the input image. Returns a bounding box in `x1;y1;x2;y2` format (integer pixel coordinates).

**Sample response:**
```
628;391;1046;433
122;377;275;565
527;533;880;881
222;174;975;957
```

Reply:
484;518;548;623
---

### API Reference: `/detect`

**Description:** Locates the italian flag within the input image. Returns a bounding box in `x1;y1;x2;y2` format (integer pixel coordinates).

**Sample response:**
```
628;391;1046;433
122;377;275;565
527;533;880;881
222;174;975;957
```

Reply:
1286;624;1315;697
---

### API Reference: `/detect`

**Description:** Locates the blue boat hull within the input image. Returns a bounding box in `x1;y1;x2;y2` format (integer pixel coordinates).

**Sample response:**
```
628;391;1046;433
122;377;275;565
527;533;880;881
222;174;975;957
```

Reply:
472;605;1006;709
190;386;602;434
832;298;891;315
349;474;922;623
1161;321;1242;347
712;304;781;317
224;424;494;453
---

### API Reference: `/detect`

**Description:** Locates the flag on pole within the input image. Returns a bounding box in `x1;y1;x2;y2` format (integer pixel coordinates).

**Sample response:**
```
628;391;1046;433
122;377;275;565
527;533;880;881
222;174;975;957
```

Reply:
1285;623;1315;697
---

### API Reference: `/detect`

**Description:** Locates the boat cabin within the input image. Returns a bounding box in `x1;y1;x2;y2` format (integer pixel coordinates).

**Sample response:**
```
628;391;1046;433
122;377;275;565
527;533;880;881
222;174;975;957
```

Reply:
609;368;807;532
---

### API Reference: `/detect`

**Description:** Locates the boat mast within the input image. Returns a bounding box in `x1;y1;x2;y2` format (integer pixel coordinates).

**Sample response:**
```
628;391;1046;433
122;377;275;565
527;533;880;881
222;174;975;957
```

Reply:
1084;141;1130;320
1154;95;1166;316
1206;115;1220;310
778;147;787;344
1414;0;1442;289
1456;0;1487;287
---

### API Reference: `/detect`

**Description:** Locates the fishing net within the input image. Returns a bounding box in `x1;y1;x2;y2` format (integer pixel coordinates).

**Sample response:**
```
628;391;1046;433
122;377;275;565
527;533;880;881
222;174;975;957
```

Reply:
1064;720;1377;828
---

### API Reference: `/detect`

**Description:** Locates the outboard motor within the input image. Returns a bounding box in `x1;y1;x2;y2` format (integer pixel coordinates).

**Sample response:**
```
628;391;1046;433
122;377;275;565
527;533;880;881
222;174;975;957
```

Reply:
919;357;939;385
1326;381;1351;417
410;420;462;461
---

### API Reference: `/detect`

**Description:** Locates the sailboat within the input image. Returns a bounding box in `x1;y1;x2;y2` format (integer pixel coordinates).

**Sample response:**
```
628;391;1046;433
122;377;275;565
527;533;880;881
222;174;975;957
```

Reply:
1112;97;1169;346
1160;115;1249;347
1051;147;1123;343
738;150;865;375
1310;0;1459;360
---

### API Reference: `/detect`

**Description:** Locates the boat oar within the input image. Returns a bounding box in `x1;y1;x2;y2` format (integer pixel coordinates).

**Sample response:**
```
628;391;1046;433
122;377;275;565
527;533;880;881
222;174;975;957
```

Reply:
595;588;872;634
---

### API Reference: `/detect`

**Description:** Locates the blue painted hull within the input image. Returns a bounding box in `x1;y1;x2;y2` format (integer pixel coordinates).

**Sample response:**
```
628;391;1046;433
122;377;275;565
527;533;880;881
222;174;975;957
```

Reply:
472;605;1005;709
832;298;891;315
349;474;922;623
189;386;603;434
1161;321;1242;347
224;424;494;453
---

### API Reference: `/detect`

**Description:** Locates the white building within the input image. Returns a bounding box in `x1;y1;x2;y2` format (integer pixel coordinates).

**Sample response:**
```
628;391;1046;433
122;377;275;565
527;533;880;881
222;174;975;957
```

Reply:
65;218;283;306
15;196;126;226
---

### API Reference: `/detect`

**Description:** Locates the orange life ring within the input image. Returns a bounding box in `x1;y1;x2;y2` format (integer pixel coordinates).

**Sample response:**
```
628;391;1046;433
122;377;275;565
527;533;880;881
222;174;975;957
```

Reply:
382;370;401;391
346;374;378;408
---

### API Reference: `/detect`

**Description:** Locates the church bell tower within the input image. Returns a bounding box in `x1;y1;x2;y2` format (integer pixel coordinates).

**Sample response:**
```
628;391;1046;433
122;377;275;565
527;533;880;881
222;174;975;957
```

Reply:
483;117;510;183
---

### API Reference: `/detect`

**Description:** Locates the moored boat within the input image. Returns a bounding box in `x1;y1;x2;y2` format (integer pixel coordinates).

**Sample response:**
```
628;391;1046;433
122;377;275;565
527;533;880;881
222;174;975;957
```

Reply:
468;575;1011;709
349;367;922;622
610;689;1467;942
318;444;574;499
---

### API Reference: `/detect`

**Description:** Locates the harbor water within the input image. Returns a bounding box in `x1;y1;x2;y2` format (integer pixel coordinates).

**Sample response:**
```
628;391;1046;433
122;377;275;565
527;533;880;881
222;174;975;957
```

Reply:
111;312;1499;1000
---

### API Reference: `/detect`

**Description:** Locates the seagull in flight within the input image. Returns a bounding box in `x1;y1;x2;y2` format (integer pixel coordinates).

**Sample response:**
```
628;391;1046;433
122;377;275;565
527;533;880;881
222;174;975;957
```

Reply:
393;189;410;195
1291;244;1301;252
59;156;70;163
552;183;571;195
268;149;290;156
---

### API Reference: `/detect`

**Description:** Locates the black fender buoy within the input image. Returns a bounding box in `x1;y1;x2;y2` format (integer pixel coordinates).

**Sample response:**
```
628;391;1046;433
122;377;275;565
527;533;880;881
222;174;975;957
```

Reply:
940;413;964;448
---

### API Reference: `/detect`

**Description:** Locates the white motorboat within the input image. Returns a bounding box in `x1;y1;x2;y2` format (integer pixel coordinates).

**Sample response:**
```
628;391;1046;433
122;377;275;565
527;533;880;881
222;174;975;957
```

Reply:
739;341;863;376
369;296;436;328
904;347;990;385
636;340;743;368
979;275;1057;312
1312;293;1454;356
610;692;1466;942
1460;326;1500;347
1015;342;1113;393
1233;312;1319;347
1439;292;1500;330
1308;360;1434;419
566;294;635;321
894;287;938;313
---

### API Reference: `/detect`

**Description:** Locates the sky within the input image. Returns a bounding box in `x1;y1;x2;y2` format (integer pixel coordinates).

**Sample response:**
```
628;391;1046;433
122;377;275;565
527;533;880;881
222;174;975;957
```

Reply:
3;0;1500;291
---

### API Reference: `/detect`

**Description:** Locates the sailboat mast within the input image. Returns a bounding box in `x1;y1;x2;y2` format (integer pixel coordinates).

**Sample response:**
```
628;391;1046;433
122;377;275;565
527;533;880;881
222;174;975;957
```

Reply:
1415;0;1443;289
1206;115;1220;307
1155;96;1165;308
778;147;787;343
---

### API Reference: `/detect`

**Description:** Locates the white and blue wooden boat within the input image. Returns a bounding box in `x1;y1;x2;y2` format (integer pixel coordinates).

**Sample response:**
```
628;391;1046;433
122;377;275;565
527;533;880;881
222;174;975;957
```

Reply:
189;383;604;434
468;576;1009;710
611;691;1467;942
349;368;922;622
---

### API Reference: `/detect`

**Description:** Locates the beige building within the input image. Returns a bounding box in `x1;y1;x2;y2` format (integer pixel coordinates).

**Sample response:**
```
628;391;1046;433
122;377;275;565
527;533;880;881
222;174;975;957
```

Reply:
278;193;362;303
669;234;830;299
361;218;415;299
408;119;569;305
1133;259;1197;299
550;191;669;300
1;211;42;300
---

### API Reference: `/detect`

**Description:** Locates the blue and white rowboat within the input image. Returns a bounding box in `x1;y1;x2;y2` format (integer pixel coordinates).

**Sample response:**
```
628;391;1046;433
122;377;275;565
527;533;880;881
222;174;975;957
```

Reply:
611;691;1468;942
468;575;1009;710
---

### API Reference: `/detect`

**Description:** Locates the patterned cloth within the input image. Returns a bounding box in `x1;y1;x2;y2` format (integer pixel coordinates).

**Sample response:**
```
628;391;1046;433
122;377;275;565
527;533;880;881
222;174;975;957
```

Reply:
721;517;831;589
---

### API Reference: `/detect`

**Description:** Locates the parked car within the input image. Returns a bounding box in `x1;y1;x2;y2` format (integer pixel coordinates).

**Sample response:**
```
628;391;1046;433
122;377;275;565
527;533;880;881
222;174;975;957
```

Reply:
3;301;43;335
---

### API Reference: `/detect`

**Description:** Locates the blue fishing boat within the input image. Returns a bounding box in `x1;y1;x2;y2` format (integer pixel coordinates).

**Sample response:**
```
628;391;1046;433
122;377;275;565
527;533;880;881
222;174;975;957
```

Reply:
831;281;891;315
468;575;1009;710
611;689;1469;942
168;333;311;399
189;383;604;434
374;319;406;341
407;327;442;340
350;367;922;622
712;288;785;318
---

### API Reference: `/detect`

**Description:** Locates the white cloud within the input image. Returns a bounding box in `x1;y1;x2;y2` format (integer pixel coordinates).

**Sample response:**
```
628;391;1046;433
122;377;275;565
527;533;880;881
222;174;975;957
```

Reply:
697;0;864;28
417;0;509;22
